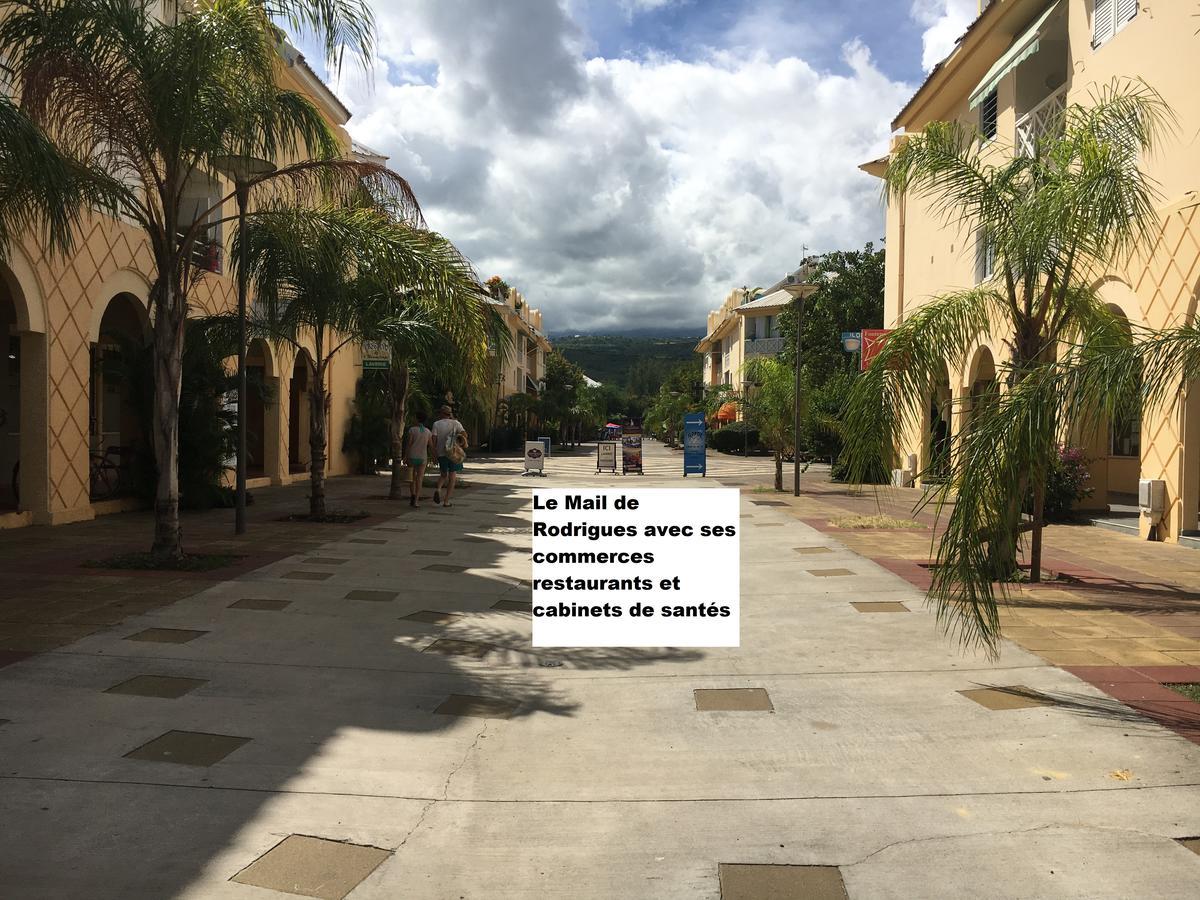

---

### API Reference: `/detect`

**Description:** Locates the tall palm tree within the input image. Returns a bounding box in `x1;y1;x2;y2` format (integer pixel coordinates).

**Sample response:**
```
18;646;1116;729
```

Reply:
0;0;387;559
239;204;480;517
840;80;1170;651
385;293;508;500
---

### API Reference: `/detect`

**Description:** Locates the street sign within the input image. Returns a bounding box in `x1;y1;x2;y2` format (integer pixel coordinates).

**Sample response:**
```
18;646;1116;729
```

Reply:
682;412;706;477
841;331;862;353
361;340;390;371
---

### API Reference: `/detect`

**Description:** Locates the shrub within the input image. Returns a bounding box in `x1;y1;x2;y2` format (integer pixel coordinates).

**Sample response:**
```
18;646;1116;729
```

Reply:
1037;444;1093;521
711;422;759;453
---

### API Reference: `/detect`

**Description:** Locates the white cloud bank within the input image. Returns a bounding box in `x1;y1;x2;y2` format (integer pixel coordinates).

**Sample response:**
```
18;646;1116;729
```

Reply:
338;0;912;333
911;0;978;72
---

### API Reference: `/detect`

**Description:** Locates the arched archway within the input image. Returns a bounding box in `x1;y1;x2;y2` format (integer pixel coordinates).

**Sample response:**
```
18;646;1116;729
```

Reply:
288;349;315;474
245;339;277;479
89;293;150;499
0;257;48;517
965;346;998;433
923;363;953;482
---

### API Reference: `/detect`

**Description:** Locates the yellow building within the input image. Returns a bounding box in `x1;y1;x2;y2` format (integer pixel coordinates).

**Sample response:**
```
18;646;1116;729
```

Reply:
867;0;1200;541
0;44;372;529
478;286;553;441
695;268;816;413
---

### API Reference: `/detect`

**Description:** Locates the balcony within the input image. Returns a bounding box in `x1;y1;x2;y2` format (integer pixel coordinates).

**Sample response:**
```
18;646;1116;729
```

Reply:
179;231;223;274
745;336;785;357
1016;86;1066;157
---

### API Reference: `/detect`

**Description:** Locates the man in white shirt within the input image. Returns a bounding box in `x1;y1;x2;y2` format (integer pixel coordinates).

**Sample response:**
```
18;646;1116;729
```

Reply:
431;405;467;508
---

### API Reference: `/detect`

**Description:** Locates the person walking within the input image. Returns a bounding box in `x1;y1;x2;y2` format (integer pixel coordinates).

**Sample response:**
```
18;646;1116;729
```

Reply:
404;412;436;507
432;405;468;508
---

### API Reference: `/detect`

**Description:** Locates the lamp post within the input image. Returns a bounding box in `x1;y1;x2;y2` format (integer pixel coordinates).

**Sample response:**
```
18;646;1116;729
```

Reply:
783;283;809;497
212;154;276;535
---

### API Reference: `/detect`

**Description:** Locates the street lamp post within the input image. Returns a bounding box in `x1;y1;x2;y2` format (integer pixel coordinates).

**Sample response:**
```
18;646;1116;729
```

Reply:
784;284;809;497
212;154;276;535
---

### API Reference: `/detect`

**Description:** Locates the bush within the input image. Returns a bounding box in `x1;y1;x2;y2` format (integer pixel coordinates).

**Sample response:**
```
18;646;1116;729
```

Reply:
343;372;391;474
1036;444;1094;521
711;422;759;453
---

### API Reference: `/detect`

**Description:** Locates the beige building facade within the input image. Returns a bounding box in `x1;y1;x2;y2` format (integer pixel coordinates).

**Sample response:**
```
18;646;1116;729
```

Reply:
0;47;371;529
870;0;1200;541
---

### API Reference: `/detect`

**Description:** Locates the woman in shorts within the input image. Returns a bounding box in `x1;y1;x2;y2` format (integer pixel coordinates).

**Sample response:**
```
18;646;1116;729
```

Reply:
404;412;436;507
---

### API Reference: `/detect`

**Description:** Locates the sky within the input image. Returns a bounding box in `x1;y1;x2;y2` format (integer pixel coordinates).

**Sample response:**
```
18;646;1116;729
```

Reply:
314;0;979;334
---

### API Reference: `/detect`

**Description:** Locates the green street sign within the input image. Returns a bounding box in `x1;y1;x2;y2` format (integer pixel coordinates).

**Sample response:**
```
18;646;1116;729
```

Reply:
362;359;390;370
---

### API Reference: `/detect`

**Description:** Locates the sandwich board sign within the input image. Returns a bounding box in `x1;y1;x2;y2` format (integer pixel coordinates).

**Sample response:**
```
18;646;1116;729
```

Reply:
622;426;643;475
596;441;618;473
682;412;706;476
524;440;546;476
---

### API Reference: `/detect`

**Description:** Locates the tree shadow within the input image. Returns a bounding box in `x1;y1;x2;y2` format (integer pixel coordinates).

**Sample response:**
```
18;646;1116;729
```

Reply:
0;472;707;896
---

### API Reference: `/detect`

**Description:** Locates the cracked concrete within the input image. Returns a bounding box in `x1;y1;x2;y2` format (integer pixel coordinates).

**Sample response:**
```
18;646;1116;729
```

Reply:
0;444;1198;897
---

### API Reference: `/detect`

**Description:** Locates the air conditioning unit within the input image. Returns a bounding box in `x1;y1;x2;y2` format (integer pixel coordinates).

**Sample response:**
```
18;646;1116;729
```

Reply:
1139;478;1166;523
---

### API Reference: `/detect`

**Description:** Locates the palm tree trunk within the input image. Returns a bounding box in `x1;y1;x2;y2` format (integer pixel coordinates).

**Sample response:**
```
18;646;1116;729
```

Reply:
388;360;410;500
774;450;783;492
309;360;329;518
1030;474;1045;583
150;281;186;559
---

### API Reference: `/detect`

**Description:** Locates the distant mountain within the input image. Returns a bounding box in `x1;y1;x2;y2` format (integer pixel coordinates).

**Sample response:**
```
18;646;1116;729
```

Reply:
549;327;704;340
554;334;701;394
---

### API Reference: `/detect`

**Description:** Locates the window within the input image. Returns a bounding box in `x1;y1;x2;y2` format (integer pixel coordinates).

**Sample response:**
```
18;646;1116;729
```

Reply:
1093;0;1137;49
974;230;996;283
979;89;998;141
1110;406;1140;457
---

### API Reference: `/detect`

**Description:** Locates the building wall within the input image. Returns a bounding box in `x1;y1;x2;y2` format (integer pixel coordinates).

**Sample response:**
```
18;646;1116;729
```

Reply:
0;50;366;529
881;0;1200;539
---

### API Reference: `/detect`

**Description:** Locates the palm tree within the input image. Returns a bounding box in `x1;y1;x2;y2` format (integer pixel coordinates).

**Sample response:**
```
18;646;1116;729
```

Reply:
742;357;798;491
239;204;479;517
840;80;1170;651
385;291;507;500
0;0;385;558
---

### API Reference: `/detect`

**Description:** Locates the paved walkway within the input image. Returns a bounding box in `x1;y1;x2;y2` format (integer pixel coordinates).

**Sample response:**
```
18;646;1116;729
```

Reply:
1;442;1198;898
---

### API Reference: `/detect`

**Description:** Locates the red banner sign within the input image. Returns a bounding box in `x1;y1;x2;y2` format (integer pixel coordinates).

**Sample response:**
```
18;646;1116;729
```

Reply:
860;328;892;371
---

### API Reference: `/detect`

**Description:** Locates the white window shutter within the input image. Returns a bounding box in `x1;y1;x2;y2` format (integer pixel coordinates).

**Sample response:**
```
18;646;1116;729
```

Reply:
1115;0;1137;29
1093;0;1115;47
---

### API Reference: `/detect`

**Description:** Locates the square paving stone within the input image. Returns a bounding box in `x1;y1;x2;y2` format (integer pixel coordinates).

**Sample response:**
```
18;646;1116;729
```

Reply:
958;685;1053;710
0;719;10;726
104;674;208;698
402;610;464;625
808;568;854;577
345;590;397;603
433;694;520;719
423;639;493;659
794;546;833;555
493;599;533;612
125;628;208;644
281;571;333;581
1178;837;1200;856
756;523;783;527
229;598;291;611
124;730;250;766
457;536;496;544
306;557;349;566
694;688;774;712
494;516;526;524
423;564;467;573
718;864;847;900
230;834;390;900
412;549;451;556
751;500;786;507
375;527;409;533
349;538;387;545
851;601;910;613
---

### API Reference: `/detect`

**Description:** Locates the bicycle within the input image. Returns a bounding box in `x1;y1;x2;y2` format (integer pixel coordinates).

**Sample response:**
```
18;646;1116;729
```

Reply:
89;446;128;501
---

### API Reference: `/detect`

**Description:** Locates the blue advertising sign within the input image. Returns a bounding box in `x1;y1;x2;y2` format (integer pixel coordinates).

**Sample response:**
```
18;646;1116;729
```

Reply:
841;331;862;352
682;412;706;477
539;436;552;458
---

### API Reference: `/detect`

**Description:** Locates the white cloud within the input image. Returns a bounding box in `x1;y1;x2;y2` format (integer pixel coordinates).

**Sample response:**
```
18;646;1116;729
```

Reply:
911;0;977;71
339;0;911;333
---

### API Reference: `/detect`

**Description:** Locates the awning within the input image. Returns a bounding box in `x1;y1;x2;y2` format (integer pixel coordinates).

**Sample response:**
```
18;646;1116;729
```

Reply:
716;402;738;422
968;1;1059;110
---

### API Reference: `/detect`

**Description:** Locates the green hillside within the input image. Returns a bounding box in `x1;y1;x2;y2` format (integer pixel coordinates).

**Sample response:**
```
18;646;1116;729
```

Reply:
554;335;701;394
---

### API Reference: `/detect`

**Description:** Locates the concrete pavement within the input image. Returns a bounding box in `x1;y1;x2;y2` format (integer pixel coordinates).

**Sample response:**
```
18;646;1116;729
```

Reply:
1;441;1198;898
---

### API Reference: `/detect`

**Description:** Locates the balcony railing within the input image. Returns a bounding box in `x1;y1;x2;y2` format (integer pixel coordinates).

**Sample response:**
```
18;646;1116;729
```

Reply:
1016;86;1066;157
179;229;223;274
745;336;785;356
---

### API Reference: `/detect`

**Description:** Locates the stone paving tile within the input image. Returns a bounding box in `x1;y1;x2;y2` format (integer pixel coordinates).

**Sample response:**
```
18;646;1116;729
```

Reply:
718;864;847;900
492;599;533;612
433;694;520;719
124;730;250;767
345;590;397;603
694;688;773;711
228;598;291;611
401;610;464;625
105;675;208;699
124;628;209;644
280;571;333;582
230;835;390;899
422;638;494;658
